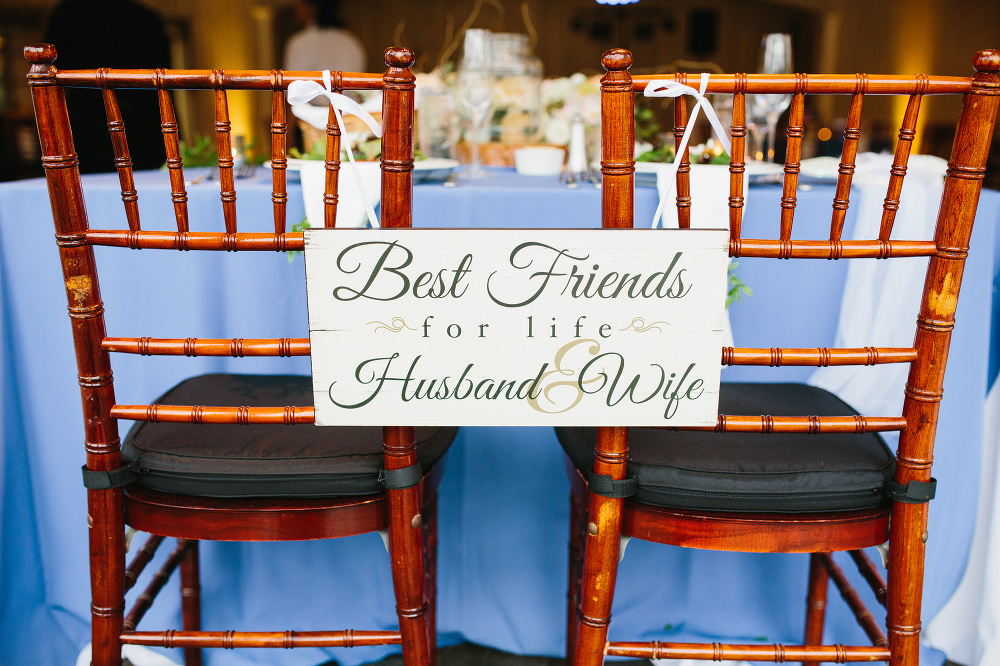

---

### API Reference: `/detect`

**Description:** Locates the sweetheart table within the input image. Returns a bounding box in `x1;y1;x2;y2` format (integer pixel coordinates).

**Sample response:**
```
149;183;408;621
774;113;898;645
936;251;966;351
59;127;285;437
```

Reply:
0;167;996;666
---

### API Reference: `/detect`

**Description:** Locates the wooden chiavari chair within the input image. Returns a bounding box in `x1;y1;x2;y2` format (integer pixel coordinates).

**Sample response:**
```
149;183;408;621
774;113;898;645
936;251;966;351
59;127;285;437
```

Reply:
25;43;454;666
561;49;1000;666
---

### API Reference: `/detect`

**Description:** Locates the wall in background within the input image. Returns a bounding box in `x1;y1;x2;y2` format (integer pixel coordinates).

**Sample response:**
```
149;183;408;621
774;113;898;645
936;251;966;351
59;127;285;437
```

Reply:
1;0;998;177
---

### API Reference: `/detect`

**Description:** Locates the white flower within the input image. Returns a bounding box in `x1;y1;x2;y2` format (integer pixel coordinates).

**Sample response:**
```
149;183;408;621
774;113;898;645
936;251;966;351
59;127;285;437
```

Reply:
635;141;653;157
544;118;572;145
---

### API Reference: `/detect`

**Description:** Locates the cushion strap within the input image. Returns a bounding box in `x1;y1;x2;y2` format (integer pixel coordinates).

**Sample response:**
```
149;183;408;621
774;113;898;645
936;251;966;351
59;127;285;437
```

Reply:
379;461;423;490
887;477;937;504
81;464;137;490
588;471;637;499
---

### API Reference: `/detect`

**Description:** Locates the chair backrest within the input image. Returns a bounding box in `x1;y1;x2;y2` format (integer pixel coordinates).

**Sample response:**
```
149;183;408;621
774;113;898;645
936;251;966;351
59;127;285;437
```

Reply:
24;42;417;477
594;45;999;649
599;47;999;430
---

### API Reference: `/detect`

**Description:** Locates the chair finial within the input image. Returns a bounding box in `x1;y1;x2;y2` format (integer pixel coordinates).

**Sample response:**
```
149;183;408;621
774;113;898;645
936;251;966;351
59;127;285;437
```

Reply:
384;47;415;69
24;43;57;65
973;50;1000;73
602;49;632;72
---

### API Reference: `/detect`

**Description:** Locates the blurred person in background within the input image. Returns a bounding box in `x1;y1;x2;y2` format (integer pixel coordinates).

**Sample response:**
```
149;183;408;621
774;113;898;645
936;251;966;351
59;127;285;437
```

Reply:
284;0;365;73
44;0;171;173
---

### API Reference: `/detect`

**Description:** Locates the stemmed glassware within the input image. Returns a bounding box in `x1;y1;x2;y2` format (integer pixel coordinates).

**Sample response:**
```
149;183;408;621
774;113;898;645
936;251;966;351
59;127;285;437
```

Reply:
456;29;495;179
752;33;793;163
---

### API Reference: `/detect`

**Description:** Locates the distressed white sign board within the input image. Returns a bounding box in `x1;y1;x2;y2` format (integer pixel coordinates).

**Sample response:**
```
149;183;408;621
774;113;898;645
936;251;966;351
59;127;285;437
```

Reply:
305;228;728;426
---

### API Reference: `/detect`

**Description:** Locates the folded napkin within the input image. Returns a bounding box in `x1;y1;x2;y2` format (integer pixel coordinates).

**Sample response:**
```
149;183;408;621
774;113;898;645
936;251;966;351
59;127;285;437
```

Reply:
808;152;948;422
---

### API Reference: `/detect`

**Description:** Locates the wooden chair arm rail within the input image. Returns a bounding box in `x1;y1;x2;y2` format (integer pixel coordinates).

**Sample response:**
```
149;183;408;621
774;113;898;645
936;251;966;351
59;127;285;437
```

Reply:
55;70;384;91
722;347;917;366
123;539;193;631
731;239;937;259
653;415;906;434
120;630;402;649
849;549;888;608
103;337;310;357
111;405;315;424
630;73;971;95
605;641;891;662
84;230;304;251
123;534;164;593
817;553;888;647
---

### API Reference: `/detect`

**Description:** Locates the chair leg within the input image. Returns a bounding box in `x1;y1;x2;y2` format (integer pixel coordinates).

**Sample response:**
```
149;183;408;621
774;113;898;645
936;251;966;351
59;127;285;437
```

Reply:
566;490;587;665
89;487;126;666
887;502;928;666
384;427;431;666
179;540;203;666
573;427;628;666
802;552;829;666
422;492;439;666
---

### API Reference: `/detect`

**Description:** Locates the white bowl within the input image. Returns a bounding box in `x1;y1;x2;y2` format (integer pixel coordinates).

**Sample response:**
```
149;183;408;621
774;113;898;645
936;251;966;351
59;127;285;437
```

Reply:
513;146;565;176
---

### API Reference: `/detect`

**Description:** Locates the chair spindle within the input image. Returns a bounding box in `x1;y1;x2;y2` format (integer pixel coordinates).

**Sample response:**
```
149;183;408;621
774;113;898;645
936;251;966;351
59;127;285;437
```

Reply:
729;79;747;241
213;83;237;234
157;86;189;233
830;91;865;242
270;77;288;235
879;91;924;241
779;90;806;244
324;104;342;228
673;75;691;229
101;85;141;231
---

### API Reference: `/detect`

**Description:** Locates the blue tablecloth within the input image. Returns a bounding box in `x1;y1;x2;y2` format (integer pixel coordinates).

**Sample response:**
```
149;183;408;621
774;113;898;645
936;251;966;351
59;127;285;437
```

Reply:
1;167;997;666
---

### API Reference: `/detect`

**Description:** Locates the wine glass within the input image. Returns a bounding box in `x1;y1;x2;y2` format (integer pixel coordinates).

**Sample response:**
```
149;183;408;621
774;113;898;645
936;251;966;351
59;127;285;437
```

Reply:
753;33;793;162
456;29;495;179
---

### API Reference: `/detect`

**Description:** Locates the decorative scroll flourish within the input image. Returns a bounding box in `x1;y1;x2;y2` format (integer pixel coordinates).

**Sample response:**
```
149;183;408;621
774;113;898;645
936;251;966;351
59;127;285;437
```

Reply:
620;317;669;333
367;317;416;333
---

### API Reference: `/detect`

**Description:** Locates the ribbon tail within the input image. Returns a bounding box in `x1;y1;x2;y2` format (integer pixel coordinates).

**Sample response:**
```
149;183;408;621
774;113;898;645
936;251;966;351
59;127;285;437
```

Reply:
328;95;383;138
652;101;703;229
697;96;732;156
335;108;381;228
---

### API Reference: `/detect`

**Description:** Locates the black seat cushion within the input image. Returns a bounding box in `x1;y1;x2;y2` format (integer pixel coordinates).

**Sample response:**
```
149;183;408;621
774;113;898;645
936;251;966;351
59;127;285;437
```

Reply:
121;374;457;498
556;383;894;513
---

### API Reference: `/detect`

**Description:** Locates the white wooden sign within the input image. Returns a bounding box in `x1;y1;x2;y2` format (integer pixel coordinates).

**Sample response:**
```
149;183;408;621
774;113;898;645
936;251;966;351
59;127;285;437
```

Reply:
304;228;728;426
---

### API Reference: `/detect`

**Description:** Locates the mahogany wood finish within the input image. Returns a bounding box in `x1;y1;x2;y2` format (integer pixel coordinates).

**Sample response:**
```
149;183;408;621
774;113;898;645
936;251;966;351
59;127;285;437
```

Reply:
123;534;164;592
157;85;189;232
121;630;402;649
103;337;310;356
879;94;922;241
26;43;438;666
803;553;830;663
623;503;890;554
179;541;203;666
722;347;917;367
565;48;1000;666
124;539;193;631
672;85;691;228
850;549;888;608
102;86;141;231
605;642;890;662
830;93;865;242
779;91;806;241
819;553;887;648
324;104;342;227
270;78;288;234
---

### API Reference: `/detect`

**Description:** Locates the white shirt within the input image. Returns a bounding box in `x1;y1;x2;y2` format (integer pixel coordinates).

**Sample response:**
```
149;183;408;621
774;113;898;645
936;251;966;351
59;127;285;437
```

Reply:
284;24;366;73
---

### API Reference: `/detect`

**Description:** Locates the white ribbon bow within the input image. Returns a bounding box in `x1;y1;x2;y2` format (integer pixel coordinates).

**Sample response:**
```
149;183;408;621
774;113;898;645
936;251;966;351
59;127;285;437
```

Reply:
287;70;383;228
643;72;732;229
